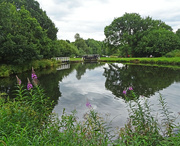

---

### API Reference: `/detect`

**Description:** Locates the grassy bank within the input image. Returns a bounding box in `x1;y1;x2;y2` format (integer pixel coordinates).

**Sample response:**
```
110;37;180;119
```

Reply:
0;59;59;77
70;57;180;65
0;70;180;145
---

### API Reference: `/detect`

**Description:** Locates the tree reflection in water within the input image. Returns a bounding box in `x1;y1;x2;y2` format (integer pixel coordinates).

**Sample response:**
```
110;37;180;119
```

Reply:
103;63;180;100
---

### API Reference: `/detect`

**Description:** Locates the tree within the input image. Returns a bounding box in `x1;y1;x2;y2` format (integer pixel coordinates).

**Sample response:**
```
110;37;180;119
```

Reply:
57;40;79;57
74;33;81;40
0;3;50;64
0;0;58;40
74;33;90;55
85;39;103;55
104;13;173;57
176;29;180;39
137;29;180;57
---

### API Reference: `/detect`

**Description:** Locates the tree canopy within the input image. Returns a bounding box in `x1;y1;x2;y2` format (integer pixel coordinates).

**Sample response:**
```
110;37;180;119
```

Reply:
0;3;47;64
0;0;58;40
104;13;179;57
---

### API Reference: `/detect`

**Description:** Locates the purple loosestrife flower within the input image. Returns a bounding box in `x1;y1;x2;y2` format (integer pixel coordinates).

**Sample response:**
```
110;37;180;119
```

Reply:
27;78;33;90
32;67;38;86
32;73;37;79
129;86;133;90
32;67;37;79
123;90;127;95
86;101;92;108
16;75;21;85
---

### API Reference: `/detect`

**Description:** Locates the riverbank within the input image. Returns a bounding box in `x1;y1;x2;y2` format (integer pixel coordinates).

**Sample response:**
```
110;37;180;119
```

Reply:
1;57;180;78
0;59;59;78
71;57;180;65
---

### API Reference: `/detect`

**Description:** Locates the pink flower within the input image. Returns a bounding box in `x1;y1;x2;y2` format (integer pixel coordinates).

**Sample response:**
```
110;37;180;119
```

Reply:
123;90;127;95
32;67;38;86
27;78;33;90
16;75;21;85
129;86;133;90
32;67;37;79
86;101;92;108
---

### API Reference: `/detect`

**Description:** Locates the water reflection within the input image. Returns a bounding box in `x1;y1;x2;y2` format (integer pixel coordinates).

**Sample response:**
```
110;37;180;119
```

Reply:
1;62;180;128
53;63;180;128
103;63;180;100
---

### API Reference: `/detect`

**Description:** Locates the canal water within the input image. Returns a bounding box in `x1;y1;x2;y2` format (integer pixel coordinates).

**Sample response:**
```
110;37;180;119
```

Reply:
1;62;180;129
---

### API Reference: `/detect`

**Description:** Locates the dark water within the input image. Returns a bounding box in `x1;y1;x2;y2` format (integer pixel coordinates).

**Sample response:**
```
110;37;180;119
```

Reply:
1;62;180;128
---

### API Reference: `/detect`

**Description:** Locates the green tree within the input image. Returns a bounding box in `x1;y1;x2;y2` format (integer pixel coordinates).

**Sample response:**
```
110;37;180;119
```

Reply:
85;39;103;55
104;13;172;57
0;0;58;40
74;33;90;55
176;29;180;39
0;3;50;64
57;40;79;57
137;29;180;57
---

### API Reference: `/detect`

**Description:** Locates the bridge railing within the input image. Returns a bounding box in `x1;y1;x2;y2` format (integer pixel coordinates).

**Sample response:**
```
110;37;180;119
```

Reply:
56;64;70;70
53;57;70;62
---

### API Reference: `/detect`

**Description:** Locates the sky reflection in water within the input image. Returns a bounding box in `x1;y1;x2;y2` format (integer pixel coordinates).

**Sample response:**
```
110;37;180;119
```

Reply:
53;63;180;128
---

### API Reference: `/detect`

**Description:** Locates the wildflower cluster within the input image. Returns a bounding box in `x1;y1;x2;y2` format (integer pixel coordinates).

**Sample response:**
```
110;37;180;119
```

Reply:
123;86;133;95
16;67;38;90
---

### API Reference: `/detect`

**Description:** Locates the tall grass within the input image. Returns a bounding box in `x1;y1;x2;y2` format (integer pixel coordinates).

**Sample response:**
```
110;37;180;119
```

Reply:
0;70;180;145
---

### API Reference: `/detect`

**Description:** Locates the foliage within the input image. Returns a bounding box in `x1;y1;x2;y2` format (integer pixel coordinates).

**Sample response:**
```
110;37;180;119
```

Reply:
0;70;112;145
104;13;179;57
0;2;53;64
56;40;79;57
116;91;180;145
137;29;180;57
165;49;180;57
1;0;58;40
0;59;58;77
74;33;90;56
73;33;107;56
85;38;103;55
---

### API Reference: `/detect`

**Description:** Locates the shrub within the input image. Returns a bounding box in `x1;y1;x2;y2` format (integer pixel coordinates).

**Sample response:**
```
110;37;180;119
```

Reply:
165;50;180;57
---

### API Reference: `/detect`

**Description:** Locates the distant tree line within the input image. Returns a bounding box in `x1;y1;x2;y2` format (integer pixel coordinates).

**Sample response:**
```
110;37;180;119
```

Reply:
1;0;180;65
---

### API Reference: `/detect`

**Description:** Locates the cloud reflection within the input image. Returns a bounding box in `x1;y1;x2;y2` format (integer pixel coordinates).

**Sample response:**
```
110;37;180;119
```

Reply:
53;65;128;128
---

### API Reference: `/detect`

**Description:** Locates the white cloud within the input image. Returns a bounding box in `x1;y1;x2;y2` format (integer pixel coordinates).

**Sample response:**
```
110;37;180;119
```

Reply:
36;0;180;42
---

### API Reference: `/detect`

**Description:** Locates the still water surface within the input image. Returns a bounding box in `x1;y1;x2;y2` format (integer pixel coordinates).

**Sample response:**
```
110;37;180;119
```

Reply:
1;62;180;128
53;63;180;128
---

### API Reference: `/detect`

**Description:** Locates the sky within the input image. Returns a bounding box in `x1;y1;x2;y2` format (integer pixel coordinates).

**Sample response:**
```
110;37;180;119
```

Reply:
36;0;180;42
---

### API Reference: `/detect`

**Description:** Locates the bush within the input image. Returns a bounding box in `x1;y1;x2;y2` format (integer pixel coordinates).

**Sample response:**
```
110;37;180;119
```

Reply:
165;50;180;57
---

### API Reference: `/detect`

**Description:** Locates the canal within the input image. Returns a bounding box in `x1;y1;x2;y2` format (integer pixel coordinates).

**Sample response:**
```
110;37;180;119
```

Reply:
1;62;180;129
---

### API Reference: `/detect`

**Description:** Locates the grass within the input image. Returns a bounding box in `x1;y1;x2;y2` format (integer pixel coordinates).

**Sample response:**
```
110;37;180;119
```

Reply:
1;57;180;77
70;57;180;65
0;69;180;145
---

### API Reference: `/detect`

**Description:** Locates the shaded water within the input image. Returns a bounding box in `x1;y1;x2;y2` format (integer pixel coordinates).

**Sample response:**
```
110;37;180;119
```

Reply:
1;62;180;128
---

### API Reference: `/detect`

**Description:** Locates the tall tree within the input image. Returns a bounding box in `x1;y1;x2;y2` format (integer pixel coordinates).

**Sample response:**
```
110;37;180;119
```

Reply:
74;33;90;55
104;13;173;57
0;0;58;40
0;3;50;64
